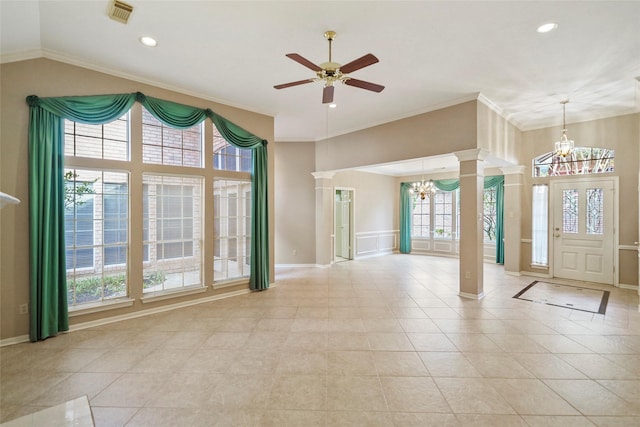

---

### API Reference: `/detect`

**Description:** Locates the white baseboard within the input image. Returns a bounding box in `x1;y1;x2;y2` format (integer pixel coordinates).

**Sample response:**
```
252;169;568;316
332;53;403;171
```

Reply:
275;263;318;268
520;270;552;279
619;283;638;291
505;271;521;277
354;249;395;260
0;334;30;347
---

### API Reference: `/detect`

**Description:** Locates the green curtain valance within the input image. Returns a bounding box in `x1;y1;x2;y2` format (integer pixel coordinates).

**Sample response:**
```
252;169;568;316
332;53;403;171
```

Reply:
26;92;270;341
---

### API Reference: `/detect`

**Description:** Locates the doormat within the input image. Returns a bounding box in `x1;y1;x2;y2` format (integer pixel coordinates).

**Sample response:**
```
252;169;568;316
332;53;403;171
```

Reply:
513;281;609;314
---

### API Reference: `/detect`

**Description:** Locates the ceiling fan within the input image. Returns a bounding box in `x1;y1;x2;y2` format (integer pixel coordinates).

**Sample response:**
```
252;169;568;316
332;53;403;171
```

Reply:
274;30;385;104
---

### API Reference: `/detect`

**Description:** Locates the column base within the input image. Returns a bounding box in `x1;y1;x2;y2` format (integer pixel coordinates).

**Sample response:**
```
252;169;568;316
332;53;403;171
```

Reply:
458;291;486;300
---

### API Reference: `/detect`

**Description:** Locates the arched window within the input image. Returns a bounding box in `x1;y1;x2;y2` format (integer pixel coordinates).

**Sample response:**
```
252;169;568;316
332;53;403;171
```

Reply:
532;147;614;177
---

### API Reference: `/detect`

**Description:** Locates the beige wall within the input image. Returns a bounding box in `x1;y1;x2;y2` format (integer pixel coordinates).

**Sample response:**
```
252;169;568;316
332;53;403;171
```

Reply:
332;170;398;234
519;113;639;285
477;100;521;165
315;101;478;172
0;58;275;341
274;141;316;265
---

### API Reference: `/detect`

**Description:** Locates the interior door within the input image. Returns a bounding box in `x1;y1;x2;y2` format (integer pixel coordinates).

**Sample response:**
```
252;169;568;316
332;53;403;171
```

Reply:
552;178;614;284
334;189;352;261
341;198;350;257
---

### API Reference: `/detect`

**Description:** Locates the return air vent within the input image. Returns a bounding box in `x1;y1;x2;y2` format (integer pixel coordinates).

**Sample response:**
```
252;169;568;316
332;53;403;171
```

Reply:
108;0;133;24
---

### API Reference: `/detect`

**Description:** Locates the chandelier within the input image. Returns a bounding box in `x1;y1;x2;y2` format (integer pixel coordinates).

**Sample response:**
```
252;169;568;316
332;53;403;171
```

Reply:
411;178;436;200
554;100;575;157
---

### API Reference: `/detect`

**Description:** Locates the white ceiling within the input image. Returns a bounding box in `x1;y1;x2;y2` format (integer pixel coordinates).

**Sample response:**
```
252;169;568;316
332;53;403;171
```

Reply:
1;1;639;175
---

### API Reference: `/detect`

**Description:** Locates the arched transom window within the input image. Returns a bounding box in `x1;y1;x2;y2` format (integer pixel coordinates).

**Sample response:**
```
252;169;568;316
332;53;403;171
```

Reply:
533;147;614;177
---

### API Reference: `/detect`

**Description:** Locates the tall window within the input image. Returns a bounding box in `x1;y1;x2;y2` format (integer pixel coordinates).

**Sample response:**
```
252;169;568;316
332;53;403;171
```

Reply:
483;187;497;242
214;179;251;282
143;175;203;293
213;125;252;172
411;190;457;240
64;115;130;308
433;191;453;239
412;197;430;237
64;169;129;306
532;184;548;266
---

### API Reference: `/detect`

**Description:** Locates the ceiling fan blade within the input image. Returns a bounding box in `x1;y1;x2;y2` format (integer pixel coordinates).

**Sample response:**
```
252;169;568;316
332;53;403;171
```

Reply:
286;53;322;72
322;86;335;104
339;53;379;74
344;78;385;93
274;79;315;89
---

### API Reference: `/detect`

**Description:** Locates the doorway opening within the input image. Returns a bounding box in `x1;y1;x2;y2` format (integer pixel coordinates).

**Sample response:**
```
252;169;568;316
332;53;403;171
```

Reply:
334;188;354;263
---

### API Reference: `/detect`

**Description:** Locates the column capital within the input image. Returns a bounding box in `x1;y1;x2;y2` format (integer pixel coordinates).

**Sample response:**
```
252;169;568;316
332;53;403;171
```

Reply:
454;148;489;162
311;171;335;180
500;165;526;175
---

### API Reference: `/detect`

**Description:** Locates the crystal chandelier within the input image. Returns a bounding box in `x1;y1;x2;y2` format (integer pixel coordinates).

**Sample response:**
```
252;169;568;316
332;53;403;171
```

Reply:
411;178;436;200
554;100;575;157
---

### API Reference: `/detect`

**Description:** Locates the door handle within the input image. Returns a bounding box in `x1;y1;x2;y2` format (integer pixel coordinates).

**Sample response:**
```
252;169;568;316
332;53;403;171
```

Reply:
555;234;560;238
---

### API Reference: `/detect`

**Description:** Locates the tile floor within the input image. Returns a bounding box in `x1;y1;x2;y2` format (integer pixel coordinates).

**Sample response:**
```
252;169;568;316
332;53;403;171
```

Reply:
1;254;639;426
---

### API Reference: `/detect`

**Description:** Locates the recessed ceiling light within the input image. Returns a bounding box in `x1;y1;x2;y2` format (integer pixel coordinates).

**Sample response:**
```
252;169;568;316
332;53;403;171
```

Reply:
329;103;337;108
537;23;558;33
139;36;157;47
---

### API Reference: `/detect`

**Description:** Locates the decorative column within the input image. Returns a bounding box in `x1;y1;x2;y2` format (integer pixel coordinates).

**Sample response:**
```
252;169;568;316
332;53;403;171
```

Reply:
455;149;488;299
312;171;335;267
501;166;525;276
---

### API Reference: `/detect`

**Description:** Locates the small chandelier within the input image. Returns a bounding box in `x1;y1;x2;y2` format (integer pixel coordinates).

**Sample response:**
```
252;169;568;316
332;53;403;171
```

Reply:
411;178;436;200
554;100;575;157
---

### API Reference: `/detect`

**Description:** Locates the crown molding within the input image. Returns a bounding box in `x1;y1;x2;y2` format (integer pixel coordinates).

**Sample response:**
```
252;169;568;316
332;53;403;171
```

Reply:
477;93;525;131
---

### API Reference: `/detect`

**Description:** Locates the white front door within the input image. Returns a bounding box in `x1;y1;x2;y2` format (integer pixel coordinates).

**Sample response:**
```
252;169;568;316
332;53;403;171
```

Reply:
552;178;615;284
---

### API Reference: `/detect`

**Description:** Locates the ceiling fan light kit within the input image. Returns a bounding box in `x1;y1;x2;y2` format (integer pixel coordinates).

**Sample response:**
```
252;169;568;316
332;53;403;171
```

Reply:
274;30;385;104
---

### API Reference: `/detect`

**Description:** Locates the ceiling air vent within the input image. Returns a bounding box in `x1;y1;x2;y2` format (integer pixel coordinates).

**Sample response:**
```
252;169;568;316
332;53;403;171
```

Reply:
108;0;133;24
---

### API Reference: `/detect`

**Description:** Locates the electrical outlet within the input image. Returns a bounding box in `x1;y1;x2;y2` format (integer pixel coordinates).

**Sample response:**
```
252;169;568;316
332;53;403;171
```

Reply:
19;303;28;314
465;271;471;279
292;249;297;256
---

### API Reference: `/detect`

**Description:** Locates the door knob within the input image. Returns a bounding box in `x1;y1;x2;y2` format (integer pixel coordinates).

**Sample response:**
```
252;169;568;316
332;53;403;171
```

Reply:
555;234;560;238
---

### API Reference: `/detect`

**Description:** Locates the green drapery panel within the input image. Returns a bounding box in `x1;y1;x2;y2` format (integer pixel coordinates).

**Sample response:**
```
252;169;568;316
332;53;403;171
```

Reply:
27;105;69;341
490;177;505;265
399;175;504;263
399;183;413;253
26;93;270;340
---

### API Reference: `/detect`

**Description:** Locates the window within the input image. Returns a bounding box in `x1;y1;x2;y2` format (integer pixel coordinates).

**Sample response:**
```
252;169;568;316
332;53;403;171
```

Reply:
483;187;497;242
410;190;457;240
63;104;254;307
103;183;128;265
143;175;203;293
142;108;203;167
213;125;252;172
433;191;453;239
532;147;614;177
214;179;251;282
412;197;430;237
64;116;129;160
531;184;548;266
64;169;129;307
